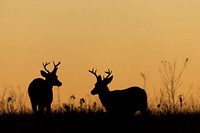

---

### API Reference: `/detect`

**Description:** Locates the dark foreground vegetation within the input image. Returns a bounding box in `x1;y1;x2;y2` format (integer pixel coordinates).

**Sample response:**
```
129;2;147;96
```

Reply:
1;58;199;133
1;110;200;133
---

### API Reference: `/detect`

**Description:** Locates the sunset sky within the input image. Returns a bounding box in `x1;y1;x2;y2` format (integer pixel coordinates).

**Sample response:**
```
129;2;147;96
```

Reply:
1;0;200;107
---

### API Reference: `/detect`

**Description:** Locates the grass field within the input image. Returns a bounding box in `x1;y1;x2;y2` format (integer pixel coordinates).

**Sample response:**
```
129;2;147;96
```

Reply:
1;108;200;133
1;59;199;133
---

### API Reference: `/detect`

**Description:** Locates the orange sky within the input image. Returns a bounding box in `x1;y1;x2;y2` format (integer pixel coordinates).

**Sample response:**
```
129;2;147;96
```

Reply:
1;0;200;107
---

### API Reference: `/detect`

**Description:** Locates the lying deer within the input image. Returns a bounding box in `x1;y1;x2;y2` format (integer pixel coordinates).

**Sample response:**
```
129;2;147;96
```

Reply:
89;68;148;117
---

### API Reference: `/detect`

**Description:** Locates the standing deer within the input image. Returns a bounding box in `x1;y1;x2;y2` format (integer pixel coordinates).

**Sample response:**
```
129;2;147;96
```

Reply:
89;68;148;117
28;61;62;114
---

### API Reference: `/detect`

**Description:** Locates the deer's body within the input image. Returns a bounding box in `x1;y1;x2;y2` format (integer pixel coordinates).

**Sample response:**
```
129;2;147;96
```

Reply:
28;78;54;113
89;69;148;116
98;87;147;115
28;62;62;114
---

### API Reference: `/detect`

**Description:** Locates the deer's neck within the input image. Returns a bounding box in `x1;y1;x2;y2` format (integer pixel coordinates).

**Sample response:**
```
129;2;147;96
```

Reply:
44;80;54;89
99;87;110;105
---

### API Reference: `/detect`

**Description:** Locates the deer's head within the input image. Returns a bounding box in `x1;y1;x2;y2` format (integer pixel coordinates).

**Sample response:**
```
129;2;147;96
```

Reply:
89;68;113;95
41;61;62;87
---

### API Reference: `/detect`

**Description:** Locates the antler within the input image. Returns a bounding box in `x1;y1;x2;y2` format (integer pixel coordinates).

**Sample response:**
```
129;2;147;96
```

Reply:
52;61;61;73
53;61;61;68
89;68;98;78
42;62;51;73
104;69;112;79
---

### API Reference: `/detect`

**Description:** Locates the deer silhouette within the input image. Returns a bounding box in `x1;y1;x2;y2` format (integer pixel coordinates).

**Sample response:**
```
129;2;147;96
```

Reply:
89;68;148;117
28;61;62;114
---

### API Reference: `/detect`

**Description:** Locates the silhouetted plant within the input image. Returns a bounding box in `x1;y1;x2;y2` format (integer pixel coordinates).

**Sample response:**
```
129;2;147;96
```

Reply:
79;98;86;112
92;102;97;112
158;58;189;112
63;103;70;112
69;95;76;111
140;72;148;90
7;91;16;113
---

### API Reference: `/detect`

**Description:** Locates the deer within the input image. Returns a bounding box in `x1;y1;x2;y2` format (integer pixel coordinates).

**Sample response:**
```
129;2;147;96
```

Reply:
89;68;148;118
28;61;62;114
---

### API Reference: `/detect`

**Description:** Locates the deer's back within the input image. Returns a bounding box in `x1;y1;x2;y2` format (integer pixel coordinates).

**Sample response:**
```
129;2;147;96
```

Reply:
106;86;147;114
112;86;147;101
28;78;53;104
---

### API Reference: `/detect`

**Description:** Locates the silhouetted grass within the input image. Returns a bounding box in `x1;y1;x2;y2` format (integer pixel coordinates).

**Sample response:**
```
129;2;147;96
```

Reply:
0;87;200;133
0;104;200;133
1;86;200;133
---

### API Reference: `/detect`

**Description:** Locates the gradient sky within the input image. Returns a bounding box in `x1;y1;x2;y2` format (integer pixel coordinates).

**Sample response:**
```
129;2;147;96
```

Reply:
1;0;200;107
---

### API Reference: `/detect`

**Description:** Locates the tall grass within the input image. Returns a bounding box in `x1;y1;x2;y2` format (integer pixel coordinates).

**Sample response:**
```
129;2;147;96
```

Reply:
148;58;200;115
0;83;200;133
0;58;199;116
0;87;200;116
0;86;31;115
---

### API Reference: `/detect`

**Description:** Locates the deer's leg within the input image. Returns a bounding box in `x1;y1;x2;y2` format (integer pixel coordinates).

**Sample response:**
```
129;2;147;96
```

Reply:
46;104;51;114
31;102;37;113
38;104;45;115
140;102;148;116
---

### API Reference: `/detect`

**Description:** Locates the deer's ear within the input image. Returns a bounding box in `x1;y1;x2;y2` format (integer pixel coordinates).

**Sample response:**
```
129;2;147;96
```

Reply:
97;75;102;82
105;76;113;84
40;70;48;77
